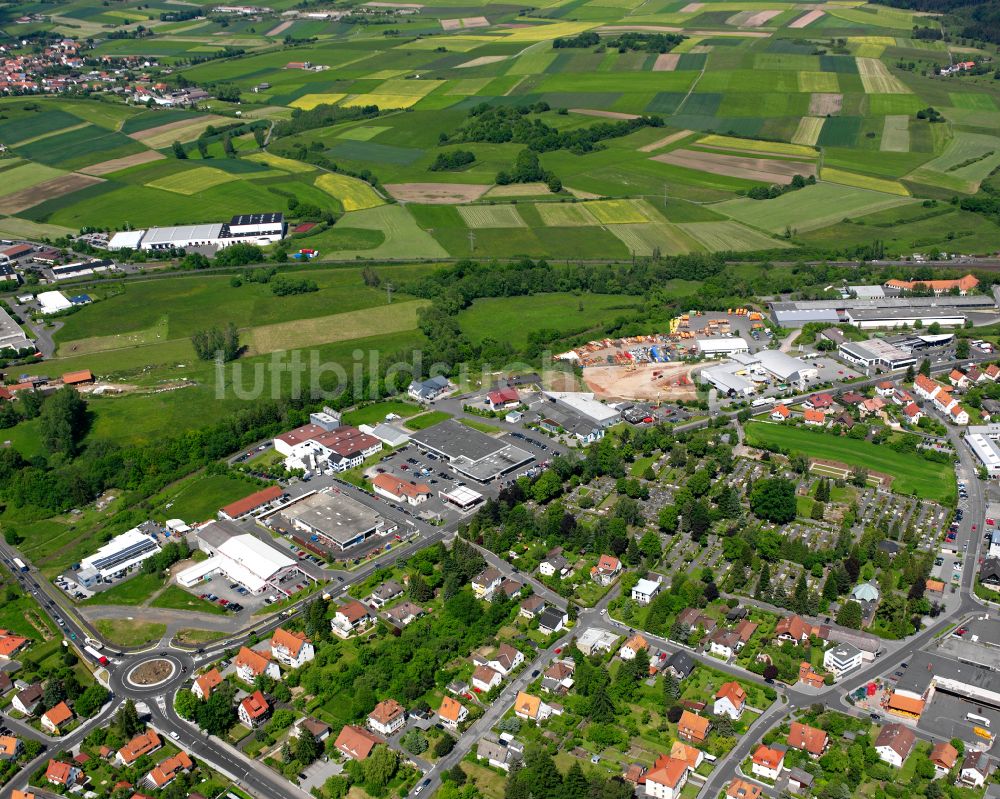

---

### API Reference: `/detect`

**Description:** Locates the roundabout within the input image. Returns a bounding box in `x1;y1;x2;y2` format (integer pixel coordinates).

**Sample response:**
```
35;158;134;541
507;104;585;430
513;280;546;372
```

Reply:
125;657;178;689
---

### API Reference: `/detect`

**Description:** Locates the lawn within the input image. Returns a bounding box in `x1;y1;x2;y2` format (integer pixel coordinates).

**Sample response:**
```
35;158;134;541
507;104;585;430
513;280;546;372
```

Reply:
82;573;162;606
95;619;167;647
744;421;955;502
342;400;422;426
152;472;258;524
405;411;453;430
151;585;227;614
461;418;501;434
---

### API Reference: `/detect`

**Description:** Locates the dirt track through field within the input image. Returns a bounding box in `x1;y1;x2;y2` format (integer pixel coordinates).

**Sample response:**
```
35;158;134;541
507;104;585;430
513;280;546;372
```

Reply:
653;148;817;184
809;93;843;115
789;8;824;27
570;108;639;120
266;20;292;36
653;54;680;71
0;173;104;215
638;129;692;153
80;150;166;176
385;182;490;203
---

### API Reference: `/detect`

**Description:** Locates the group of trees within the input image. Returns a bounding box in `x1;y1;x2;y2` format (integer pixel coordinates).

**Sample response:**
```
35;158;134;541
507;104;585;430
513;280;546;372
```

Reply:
553;30;684;52
451;103;664;155
496;149;562;192
429;150;475;171
271;276;319;296
745;173;816;201
191;323;241;362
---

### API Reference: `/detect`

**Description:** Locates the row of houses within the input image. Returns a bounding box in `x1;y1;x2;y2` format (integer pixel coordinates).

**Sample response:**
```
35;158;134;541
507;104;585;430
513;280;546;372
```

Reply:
914;374;971;425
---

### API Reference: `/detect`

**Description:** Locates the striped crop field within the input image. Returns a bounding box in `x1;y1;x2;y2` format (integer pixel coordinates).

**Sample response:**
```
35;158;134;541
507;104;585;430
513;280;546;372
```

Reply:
820;167;910;195
791;117;825;146
857;57;911;94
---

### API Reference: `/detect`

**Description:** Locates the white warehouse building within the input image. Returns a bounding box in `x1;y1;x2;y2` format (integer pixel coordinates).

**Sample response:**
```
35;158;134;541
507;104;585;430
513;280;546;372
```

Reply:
966;425;1000;478
178;532;308;595
695;338;750;358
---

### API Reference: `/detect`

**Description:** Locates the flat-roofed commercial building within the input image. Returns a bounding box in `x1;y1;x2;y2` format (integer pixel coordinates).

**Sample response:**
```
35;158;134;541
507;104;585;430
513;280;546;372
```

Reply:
76;523;163;586
269;490;394;551
179;527;307;594
838;339;917;370
410;419;533;484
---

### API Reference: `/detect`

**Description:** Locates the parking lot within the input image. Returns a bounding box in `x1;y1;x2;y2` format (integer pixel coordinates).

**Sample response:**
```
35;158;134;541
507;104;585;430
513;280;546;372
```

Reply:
917;690;1000;749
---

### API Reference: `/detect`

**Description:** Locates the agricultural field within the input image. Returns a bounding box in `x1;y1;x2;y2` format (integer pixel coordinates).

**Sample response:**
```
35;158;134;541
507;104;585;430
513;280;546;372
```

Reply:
0;0;996;259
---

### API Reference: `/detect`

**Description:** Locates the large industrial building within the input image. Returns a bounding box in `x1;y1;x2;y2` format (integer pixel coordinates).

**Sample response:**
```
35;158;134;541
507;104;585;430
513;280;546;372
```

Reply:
107;213;286;251
76;523;165;587
0;306;32;353
966;425;1000;478
770;295;992;327
178;521;308;594
266;490;394;552
838;339;917;370
699;349;819;395
695;338;751;358
409;419;533;483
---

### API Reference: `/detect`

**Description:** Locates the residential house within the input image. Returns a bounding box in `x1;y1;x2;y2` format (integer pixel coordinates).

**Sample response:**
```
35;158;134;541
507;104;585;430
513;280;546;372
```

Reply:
914;374;943;401
513;691;559;722
541;660;575;694
386;602;427;627
876;381;896;397
950;404;970;425
193;668;223;700
538;606;568;635
332;600;374;638
771;404;790;421
950;370;971;389
520;595;546;619
144;752;194;789
804;393;833;411
117;729;162;766
981;558;1000;592
45;760;80;788
677;608;717;635
823;643;863;679
234;646;281;684
368;580;404;609
12;683;42;715
41;701;73;734
840;391;865;407
372;474;430;506
860;397;886;418
726;779;763;799
677;710;710;743
788;722;828;756
368;699;407;736
487;387;520;411
591;554;622;585
733;619;758;646
798;661;825;689
438;696;468;730
987;365;1000;383
803;408;826;426
708;629;741;660
930;742;958;778
477;735;523;771
499;578;522;599
472;567;503;599
875;723;916;768
775;614;823;645
893;388;915;405
620;634;649;661
408;375;451;403
632;576;663;605
335;725;383;760
752;745;785;780
644;756;688;799
489;643;525;676
295;718;331;743
670;741;704;772
0;631;28;659
665;651;694;681
238;690;271;728
623;764;648;784
959;750;991;788
903;403;923;423
270;627;314;668
472;665;502;693
0;736;21;761
539;555;569;578
713;682;747;720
